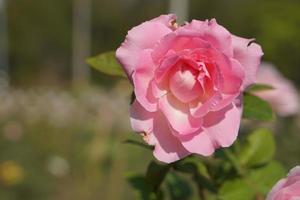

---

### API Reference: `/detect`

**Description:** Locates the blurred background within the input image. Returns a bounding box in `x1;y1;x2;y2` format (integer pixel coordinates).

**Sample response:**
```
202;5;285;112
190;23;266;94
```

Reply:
0;0;300;199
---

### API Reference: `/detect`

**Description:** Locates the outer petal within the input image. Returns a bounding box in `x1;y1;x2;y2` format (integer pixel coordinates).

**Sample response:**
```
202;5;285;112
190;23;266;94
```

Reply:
232;35;264;88
152;112;191;163
282;166;300;190
267;166;300;200
273;181;300;199
116;14;176;79
289;166;300;177
150;14;177;26
183;18;233;57
130;100;156;145
130;100;190;163
152;34;212;64
202;98;242;147
180;130;216;156
267;179;287;200
223;58;245;94
132;49;158;112
159;93;202;135
286;180;300;196
181;98;242;156
284;176;300;190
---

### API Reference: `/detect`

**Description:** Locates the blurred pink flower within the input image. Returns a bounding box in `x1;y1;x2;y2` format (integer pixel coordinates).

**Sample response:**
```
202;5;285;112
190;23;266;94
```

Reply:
117;14;263;163
267;166;300;200
253;63;300;117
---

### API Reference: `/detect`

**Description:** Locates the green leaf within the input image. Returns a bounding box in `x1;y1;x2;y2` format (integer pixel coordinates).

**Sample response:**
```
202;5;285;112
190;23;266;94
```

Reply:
238;129;276;167
219;161;285;200
126;173;156;200
243;93;274;121
87;51;126;77
174;157;210;178
247;84;274;92
174;157;217;193
219;179;255;200
165;172;193;200
247;161;286;194
145;161;170;192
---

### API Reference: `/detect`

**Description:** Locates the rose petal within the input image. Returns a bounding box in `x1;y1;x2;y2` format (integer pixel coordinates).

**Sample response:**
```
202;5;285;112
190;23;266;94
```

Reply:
169;64;203;103
155;53;180;82
285;180;300;196
202;98;242;147
150;14;177;26
221;58;244;94
283;176;300;190
159;93;202;135
281;166;300;190
232;35;263;88
180;129;216;156
187;48;244;94
116;14;175;80
152;112;191;163
267;166;300;200
132;49;158;112
151;79;168;99
181;99;242;156
189;92;240;118
289;166;300;177
189;92;223;118
130;100;156;145
273;181;300;199
152;34;212;64
267;179;288;200
183;18;233;57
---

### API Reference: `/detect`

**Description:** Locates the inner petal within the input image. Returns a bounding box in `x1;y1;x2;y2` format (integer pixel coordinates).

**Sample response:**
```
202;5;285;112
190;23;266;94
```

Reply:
169;63;203;103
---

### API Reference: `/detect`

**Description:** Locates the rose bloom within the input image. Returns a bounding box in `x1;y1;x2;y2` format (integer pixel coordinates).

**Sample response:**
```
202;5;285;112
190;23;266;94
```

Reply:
252;62;300;117
116;14;263;163
267;166;300;200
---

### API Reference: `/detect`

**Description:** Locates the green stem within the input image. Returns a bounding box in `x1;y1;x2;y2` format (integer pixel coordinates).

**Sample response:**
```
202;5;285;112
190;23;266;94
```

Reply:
223;148;245;176
197;185;205;200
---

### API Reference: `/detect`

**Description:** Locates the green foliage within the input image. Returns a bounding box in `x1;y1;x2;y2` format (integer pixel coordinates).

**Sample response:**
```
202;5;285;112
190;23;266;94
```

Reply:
217;130;284;199
219;179;255;200
218;161;285;200
243;93;274;121
87;51;126;77
174;157;217;193
126;173;156;200
174;157;209;178
126;161;169;200
238;129;276;167
145;161;170;192
247;161;285;194
125;127;284;199
165;172;193;200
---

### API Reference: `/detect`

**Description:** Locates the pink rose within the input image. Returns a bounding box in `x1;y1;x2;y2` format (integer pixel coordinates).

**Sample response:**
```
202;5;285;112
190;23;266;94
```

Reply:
267;166;300;200
116;14;263;163
252;62;300;117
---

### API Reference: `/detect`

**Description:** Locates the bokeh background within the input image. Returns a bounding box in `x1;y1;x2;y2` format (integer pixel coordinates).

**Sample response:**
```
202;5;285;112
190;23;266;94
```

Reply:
0;0;300;199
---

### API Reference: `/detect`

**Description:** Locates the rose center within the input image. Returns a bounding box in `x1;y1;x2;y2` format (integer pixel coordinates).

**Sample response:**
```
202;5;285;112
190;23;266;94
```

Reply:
169;63;203;103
